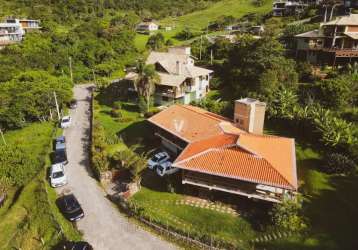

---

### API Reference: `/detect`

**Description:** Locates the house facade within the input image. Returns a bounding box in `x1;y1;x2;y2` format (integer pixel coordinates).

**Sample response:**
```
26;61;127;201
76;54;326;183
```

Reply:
147;98;298;203
295;14;358;66
0;18;40;49
136;22;159;33
126;47;213;106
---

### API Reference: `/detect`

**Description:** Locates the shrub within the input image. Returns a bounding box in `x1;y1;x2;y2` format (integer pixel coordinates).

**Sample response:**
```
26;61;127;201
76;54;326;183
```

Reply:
113;101;122;110
326;153;356;174
110;109;122;118
117;117;135;123
270;195;307;233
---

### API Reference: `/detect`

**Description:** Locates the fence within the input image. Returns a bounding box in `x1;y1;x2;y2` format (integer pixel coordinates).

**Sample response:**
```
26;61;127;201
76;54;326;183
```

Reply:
111;196;246;250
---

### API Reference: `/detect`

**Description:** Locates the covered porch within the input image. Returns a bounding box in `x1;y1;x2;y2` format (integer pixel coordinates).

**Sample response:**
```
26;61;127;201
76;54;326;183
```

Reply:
181;170;294;203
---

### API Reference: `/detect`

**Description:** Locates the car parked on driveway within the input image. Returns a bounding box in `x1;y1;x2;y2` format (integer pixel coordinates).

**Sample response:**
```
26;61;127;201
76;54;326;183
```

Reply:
147;151;170;170
57;194;84;222
156;161;179;177
62;241;93;250
54;135;66;151
54;148;68;165
61;116;72;128
69;99;78;109
49;163;67;188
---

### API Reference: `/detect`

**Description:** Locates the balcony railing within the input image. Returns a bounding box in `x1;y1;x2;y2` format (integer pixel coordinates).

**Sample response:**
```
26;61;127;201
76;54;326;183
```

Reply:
182;173;284;203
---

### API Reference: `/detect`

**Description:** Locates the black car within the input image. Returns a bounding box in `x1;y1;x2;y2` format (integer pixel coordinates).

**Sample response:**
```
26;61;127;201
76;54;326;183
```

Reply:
57;194;84;222
69;99;77;109
61;241;93;250
54;148;68;165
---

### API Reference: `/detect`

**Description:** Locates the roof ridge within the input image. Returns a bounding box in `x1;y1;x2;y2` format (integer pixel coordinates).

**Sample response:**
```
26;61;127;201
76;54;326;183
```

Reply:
179;105;229;122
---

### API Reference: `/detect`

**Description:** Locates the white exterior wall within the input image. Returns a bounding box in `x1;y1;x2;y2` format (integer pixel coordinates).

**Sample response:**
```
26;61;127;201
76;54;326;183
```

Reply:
149;23;158;31
194;75;210;99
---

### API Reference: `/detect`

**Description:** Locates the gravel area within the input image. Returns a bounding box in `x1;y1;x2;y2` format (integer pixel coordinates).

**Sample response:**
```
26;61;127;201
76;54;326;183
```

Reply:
57;84;176;250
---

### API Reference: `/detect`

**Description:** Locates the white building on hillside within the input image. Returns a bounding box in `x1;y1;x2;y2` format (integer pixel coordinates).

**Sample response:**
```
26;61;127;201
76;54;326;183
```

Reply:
126;46;213;106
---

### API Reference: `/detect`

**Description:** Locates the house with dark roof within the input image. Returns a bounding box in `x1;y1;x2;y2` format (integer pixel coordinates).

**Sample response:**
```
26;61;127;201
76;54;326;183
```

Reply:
295;14;358;66
147;98;298;203
125;47;213;106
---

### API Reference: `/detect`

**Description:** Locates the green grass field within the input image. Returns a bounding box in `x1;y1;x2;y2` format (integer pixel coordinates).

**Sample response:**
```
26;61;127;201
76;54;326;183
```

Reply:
134;0;273;50
0;123;81;249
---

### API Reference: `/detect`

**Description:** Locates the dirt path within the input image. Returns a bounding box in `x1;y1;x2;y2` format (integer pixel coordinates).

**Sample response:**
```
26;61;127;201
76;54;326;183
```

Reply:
57;84;175;250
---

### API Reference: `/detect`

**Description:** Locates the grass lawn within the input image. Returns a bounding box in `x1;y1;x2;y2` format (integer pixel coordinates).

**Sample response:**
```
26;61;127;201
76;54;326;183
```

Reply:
131;186;256;249
134;0;273;50
0;122;82;249
262;122;358;250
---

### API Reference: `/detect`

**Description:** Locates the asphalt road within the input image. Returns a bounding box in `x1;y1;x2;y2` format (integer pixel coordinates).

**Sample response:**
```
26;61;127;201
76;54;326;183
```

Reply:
57;84;175;250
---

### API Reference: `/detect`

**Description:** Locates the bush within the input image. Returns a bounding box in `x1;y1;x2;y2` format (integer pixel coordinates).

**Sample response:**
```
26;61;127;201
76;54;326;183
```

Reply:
117;117;135;123
270;195;307;233
326;153;356;174
113;101;122;110
110;109;122;118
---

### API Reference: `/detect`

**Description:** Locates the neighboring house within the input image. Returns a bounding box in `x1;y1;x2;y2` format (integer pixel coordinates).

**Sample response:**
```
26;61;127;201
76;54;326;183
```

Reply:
148;98;298;203
272;0;322;17
136;22;159;33
125;47;213;106
0;20;24;49
0;18;41;49
295;14;358;66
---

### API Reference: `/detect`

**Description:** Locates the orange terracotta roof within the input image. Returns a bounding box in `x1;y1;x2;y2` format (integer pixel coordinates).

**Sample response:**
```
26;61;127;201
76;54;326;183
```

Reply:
237;133;297;189
148;104;297;190
147;104;243;142
175;134;238;162
174;145;294;189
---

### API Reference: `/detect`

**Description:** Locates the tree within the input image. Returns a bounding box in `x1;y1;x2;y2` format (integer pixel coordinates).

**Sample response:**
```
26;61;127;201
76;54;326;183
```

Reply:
326;153;356;174
146;33;165;50
134;61;159;113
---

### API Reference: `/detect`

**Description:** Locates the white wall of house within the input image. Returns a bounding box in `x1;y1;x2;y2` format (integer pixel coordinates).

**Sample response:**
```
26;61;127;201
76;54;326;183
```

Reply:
148;23;158;31
194;75;210;100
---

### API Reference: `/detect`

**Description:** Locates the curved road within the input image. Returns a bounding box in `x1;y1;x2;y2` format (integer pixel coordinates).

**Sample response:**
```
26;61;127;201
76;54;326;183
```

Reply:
58;85;175;250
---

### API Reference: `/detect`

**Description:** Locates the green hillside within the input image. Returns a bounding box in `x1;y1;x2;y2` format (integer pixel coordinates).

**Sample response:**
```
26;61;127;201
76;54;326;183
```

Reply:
135;0;273;50
161;0;272;30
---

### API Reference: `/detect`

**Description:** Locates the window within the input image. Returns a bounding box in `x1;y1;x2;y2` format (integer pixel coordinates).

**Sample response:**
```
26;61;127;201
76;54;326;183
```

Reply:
162;96;169;102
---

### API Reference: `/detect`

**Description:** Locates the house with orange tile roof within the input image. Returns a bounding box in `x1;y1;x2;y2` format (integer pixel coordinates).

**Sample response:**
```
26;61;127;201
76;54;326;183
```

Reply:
147;98;298;203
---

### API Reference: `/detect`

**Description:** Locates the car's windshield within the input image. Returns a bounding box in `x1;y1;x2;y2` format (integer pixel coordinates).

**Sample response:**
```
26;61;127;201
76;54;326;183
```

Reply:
62;118;69;123
153;154;165;162
52;171;64;178
65;196;80;212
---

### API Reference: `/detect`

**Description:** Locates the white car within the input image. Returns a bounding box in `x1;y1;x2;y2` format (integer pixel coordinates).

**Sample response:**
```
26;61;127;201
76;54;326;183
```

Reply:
147;151;170;170
49;163;67;187
156;161;179;177
60;116;72;128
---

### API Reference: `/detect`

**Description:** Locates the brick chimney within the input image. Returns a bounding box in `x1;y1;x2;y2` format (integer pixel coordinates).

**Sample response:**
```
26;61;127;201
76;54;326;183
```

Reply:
234;98;266;134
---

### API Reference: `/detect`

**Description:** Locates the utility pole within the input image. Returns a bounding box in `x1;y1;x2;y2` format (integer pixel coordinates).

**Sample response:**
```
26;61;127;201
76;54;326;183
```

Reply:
210;49;213;65
199;35;203;61
0;128;6;145
69;56;74;84
53;91;61;120
92;69;97;85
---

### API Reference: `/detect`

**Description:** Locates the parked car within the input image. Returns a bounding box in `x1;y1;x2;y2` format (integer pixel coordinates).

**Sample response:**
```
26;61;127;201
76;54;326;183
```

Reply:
57;194;84;222
156;161;179;177
62;241;93;250
49;163;67;187
54;148;68;165
147;151;170;169
54;135;66;151
69;99;77;109
61;116;72;128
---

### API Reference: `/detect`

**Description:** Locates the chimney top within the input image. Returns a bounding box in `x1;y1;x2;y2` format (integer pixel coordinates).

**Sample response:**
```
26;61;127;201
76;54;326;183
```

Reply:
234;98;266;134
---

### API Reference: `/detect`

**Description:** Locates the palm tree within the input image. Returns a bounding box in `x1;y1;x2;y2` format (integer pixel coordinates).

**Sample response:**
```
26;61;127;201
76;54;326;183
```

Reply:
134;60;159;113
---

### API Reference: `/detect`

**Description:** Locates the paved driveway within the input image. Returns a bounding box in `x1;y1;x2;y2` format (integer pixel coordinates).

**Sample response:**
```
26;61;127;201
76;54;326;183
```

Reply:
57;84;175;250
